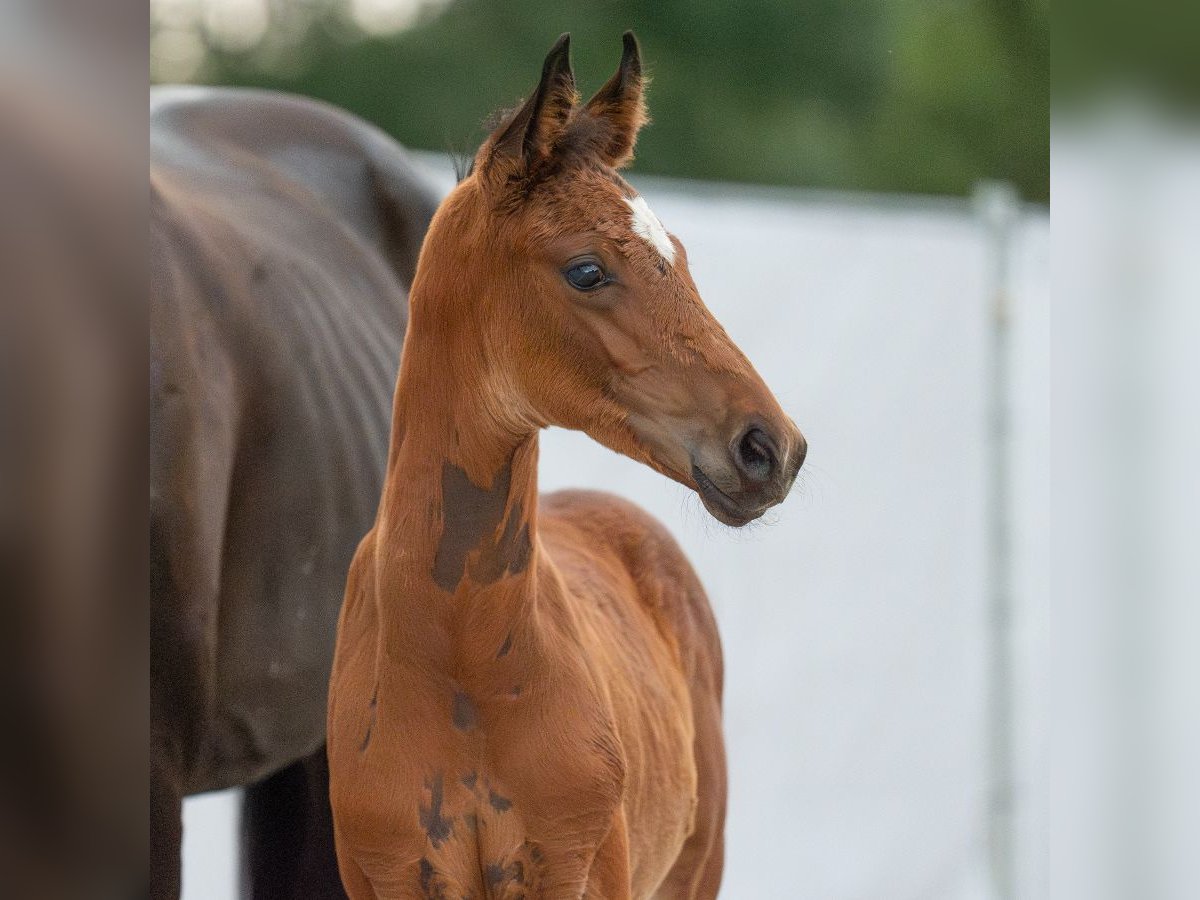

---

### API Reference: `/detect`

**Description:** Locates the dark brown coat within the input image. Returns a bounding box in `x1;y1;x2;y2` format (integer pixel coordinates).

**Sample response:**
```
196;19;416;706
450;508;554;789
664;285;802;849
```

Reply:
150;87;438;899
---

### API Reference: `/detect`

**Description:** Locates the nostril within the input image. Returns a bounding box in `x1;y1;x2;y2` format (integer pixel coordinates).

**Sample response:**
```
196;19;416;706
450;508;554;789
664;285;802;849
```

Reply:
735;427;777;483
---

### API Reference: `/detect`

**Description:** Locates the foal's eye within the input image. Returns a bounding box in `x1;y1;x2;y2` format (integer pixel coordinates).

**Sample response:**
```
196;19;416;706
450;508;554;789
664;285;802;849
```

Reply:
564;261;607;291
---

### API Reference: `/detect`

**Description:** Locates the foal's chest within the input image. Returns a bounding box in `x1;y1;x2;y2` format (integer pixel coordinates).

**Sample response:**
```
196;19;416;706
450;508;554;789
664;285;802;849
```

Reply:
333;675;628;898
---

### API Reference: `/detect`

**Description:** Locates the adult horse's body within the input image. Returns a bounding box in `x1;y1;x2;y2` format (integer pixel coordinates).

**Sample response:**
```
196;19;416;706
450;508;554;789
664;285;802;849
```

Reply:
328;34;805;899
150;88;438;899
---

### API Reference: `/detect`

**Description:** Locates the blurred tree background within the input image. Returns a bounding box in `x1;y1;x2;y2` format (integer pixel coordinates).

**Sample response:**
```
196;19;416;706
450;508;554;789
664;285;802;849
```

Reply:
151;0;1048;201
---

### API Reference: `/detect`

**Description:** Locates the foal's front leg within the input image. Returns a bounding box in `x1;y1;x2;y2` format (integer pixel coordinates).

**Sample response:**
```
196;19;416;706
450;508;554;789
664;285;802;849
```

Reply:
585;811;633;900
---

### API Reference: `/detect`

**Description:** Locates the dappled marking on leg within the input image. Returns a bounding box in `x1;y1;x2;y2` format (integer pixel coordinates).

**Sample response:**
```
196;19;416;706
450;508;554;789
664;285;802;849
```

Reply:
417;857;449;900
418;773;454;848
486;841;546;898
485;859;525;890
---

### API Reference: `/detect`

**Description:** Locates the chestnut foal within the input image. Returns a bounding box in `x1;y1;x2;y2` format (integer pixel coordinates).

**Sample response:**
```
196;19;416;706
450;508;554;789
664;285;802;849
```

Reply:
328;33;805;899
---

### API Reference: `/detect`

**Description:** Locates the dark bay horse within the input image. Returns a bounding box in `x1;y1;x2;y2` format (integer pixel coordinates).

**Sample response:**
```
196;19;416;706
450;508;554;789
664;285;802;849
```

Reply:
151;87;438;899
327;34;805;899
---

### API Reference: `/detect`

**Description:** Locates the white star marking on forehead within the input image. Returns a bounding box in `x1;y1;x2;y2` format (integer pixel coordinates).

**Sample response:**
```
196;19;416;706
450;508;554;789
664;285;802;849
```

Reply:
625;195;676;266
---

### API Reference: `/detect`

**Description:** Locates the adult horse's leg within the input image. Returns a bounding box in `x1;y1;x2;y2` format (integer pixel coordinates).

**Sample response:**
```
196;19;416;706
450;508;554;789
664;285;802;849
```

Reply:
150;744;184;900
150;532;220;900
241;744;348;900
149;339;237;898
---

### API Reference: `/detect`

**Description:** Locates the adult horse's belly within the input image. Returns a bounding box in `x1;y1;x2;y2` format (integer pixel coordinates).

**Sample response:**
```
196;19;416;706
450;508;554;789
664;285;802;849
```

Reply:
201;401;389;794
154;204;403;792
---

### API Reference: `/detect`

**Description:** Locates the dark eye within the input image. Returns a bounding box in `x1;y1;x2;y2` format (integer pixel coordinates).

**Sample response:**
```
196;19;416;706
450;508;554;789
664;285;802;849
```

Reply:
564;261;607;291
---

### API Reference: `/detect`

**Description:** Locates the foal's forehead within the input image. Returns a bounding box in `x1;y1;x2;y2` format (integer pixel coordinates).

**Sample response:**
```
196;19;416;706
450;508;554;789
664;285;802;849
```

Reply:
623;194;676;266
544;166;677;268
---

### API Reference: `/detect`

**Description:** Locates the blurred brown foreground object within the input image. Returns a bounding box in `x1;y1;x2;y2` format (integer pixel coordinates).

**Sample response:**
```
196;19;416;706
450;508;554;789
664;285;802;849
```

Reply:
0;63;146;898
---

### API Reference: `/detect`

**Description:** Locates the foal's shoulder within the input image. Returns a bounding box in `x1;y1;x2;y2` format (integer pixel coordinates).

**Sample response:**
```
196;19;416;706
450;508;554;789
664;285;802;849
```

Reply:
540;489;722;675
540;489;680;554
540;488;696;587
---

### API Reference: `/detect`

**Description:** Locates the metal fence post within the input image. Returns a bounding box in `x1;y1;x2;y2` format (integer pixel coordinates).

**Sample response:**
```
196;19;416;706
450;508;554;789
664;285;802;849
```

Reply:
974;180;1021;900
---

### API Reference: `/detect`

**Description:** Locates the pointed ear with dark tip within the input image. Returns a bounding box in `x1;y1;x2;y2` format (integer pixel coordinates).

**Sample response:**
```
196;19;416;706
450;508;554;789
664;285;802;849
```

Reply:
582;31;647;168
482;34;577;175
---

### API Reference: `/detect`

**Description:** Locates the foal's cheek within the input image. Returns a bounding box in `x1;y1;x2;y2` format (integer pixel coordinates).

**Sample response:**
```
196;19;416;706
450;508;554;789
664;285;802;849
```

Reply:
563;327;636;402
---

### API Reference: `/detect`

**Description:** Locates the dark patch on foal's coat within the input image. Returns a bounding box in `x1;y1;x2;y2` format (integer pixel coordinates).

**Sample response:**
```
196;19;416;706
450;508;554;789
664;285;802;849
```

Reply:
488;789;513;813
451;690;477;731
417;857;448;900
418;774;453;847
470;504;532;585
486;860;526;888
359;686;379;752
433;460;532;592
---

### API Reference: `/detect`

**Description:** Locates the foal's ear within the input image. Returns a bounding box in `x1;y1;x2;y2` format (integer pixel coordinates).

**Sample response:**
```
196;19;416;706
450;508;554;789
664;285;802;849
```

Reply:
483;34;577;174
582;31;647;168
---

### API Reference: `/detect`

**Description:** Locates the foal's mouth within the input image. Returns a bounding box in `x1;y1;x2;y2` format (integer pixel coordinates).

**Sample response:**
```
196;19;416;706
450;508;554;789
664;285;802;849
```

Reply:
691;464;761;527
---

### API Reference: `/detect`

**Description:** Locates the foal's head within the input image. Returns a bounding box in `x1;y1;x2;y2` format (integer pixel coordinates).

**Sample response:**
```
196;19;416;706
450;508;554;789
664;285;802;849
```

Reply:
416;33;805;526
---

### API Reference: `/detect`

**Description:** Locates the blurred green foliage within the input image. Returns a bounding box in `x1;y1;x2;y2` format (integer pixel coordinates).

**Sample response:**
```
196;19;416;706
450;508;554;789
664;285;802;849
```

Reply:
183;0;1048;201
1054;0;1200;110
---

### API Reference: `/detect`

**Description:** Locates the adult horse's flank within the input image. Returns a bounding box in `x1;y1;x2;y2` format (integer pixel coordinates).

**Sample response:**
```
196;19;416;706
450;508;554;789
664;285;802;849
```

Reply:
328;33;805;899
151;89;438;899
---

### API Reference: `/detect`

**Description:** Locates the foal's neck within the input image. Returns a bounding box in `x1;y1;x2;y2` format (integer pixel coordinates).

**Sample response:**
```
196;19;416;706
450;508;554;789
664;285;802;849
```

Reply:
374;302;542;668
